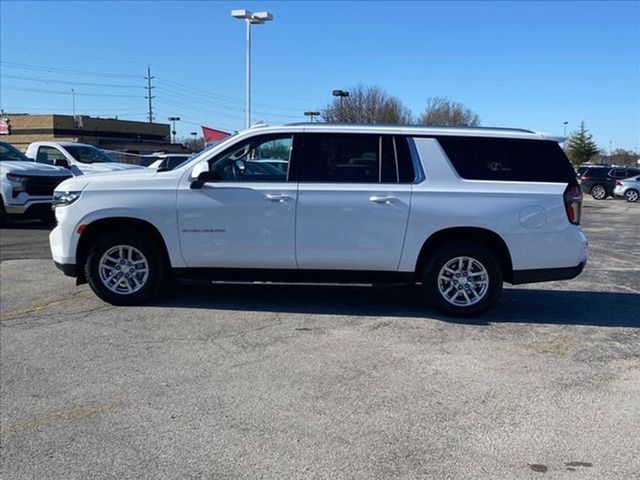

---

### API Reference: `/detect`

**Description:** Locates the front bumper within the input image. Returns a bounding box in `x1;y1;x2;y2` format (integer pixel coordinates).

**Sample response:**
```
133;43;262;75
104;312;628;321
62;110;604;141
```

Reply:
54;261;77;277
4;199;54;217
613;186;626;197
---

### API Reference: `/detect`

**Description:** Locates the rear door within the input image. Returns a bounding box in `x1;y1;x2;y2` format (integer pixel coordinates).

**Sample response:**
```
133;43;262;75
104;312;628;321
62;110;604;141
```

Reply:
290;132;414;271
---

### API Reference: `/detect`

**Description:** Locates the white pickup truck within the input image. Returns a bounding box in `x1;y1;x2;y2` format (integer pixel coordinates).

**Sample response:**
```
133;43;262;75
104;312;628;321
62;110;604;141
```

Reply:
26;142;145;176
1;140;71;224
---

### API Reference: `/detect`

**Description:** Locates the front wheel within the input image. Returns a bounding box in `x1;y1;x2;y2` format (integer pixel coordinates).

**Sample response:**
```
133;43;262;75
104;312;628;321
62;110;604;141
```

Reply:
590;184;607;200
625;189;639;203
421;244;503;317
84;230;166;305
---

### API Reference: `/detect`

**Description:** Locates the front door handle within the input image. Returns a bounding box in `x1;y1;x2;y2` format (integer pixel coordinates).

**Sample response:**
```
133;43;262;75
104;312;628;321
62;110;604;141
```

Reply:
264;193;292;202
369;195;396;204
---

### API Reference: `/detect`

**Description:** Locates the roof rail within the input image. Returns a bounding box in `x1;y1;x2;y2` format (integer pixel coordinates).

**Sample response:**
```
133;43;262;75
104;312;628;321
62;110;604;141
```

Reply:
284;122;535;133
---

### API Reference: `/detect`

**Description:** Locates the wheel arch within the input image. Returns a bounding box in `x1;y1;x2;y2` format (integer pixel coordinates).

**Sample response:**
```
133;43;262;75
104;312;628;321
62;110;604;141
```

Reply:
75;217;171;284
415;227;514;283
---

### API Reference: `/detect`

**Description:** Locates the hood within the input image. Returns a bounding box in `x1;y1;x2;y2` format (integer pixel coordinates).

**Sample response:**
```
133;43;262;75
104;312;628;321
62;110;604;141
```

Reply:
72;162;146;175
0;161;71;177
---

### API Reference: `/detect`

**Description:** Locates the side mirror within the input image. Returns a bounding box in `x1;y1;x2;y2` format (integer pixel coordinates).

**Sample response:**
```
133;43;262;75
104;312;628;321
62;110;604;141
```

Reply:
190;162;218;189
54;158;70;169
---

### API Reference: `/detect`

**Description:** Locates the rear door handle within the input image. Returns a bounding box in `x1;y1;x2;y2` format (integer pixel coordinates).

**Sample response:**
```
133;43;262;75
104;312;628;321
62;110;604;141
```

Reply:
369;195;396;204
264;193;292;202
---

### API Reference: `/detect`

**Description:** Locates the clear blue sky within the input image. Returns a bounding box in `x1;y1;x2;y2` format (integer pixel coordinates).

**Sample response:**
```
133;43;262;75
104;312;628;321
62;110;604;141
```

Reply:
1;1;638;150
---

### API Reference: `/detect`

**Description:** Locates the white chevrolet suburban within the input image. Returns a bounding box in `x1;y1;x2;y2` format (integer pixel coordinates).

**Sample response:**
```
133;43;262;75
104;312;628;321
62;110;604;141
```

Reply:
49;124;587;316
1;140;72;224
26;142;145;176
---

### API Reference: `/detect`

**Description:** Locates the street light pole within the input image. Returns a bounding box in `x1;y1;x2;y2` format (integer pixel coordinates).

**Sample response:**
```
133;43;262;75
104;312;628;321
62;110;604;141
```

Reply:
71;88;76;116
563;121;568;137
332;90;349;121
232;9;273;129
304;111;320;123
168;116;180;143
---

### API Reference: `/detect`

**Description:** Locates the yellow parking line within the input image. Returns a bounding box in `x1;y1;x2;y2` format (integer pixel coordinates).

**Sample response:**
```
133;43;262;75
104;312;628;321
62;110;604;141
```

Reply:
3;401;121;433
1;298;72;320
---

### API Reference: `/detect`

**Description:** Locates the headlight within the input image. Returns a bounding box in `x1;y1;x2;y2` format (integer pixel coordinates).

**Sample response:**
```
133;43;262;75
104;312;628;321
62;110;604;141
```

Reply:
6;173;27;192
6;173;27;197
52;191;82;207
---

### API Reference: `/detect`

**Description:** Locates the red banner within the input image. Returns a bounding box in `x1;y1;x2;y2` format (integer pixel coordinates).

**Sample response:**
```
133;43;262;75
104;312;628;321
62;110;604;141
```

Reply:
202;126;230;143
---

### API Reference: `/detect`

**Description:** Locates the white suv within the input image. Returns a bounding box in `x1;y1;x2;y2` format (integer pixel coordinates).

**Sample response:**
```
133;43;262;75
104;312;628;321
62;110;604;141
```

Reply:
49;125;587;316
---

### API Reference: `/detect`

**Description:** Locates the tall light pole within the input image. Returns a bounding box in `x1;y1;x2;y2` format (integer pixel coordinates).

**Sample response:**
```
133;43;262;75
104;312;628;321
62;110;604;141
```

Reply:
168;116;180;143
563;121;568;137
304;111;320;123
332;90;349;121
231;9;273;129
71;88;76;116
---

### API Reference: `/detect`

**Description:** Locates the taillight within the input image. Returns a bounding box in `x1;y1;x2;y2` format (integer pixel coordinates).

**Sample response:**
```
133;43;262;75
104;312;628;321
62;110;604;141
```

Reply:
581;175;590;181
615;180;623;187
564;184;582;225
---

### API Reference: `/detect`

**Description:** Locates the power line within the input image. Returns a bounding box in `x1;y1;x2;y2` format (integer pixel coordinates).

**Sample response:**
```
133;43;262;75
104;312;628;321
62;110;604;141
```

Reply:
1;74;140;89
0;60;141;79
2;85;141;98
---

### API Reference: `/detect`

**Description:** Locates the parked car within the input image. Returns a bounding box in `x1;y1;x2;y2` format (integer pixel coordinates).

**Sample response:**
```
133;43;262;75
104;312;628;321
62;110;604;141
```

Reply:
26;142;146;176
0;140;71;225
147;154;192;171
49;124;587;317
578;166;640;200
613;175;640;203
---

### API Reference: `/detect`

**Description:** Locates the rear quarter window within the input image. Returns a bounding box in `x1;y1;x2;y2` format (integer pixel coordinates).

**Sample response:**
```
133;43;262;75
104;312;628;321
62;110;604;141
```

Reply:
436;137;577;183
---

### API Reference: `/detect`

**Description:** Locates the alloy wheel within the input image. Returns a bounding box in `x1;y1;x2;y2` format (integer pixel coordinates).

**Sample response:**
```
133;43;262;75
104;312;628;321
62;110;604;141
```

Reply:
591;185;606;200
437;256;489;307
98;245;149;295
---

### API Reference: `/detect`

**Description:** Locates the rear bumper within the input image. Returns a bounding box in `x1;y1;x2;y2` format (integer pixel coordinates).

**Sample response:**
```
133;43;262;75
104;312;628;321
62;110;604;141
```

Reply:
511;260;586;285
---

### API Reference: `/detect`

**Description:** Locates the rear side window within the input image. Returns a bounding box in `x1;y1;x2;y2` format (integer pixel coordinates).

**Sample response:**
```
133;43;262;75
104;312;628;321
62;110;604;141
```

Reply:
290;133;415;183
437;137;577;183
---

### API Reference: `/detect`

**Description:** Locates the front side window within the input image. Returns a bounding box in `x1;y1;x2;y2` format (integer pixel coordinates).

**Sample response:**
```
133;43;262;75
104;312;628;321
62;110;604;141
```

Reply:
290;133;414;183
36;146;67;165
65;146;114;164
207;134;292;182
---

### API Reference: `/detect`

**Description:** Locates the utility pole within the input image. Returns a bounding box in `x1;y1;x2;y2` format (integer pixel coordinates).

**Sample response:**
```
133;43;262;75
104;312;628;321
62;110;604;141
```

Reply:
71;88;76;116
145;66;155;123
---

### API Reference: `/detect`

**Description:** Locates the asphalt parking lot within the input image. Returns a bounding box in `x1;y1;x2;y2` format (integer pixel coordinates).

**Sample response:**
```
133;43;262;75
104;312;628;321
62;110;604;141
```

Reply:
1;197;639;479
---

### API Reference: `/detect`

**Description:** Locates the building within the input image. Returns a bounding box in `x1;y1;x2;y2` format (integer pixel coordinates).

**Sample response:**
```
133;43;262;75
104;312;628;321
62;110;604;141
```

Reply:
0;114;184;154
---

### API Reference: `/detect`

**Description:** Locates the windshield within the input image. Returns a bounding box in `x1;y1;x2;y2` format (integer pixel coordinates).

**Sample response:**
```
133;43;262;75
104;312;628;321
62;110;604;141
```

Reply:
65;145;115;164
0;142;30;162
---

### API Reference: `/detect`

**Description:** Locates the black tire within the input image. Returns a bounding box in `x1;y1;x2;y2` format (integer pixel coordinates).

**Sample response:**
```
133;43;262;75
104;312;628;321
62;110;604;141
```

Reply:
84;229;167;305
421;243;503;317
590;184;607;200
0;198;6;226
625;189;639;203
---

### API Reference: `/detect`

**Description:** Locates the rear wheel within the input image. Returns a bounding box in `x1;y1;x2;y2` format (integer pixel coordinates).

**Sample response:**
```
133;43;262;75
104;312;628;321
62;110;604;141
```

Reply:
84;229;166;305
591;184;607;200
625;189;639;203
421;243;503;317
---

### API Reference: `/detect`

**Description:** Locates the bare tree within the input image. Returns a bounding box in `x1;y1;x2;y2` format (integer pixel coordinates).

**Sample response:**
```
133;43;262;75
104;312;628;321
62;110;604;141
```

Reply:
322;85;413;124
418;97;480;127
179;136;205;153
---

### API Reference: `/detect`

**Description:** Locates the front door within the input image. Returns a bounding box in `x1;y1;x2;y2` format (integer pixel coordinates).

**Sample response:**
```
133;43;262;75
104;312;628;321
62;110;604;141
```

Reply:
177;133;297;268
291;133;414;271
